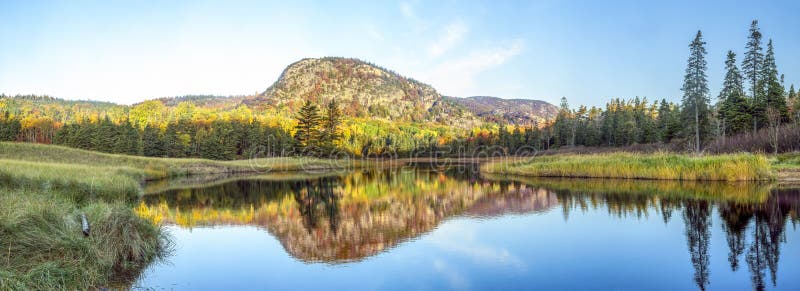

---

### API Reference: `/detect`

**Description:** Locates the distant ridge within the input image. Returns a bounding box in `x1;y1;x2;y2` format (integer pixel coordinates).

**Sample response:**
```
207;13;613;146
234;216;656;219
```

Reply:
444;95;558;125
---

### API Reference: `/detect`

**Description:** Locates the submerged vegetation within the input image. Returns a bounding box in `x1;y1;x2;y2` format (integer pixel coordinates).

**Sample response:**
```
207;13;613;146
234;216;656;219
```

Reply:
482;153;774;181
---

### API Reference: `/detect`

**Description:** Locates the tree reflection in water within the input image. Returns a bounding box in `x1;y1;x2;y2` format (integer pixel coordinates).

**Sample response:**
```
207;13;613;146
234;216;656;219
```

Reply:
138;167;800;290
683;200;711;291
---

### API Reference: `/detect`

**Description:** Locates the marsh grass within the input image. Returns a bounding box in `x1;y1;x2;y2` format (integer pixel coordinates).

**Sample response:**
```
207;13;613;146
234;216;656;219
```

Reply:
773;152;800;169
0;188;169;290
0;142;361;179
482;152;774;181
0;159;144;203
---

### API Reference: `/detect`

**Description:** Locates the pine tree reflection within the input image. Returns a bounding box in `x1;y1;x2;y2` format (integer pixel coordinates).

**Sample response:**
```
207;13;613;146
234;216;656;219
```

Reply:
719;203;751;271
292;177;341;234
683;200;711;291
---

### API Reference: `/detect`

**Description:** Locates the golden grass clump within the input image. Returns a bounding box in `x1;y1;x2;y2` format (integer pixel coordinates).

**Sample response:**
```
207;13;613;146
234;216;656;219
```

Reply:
482;152;773;181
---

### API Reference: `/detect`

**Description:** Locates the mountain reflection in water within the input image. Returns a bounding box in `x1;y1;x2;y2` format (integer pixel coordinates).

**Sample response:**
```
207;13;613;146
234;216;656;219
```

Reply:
137;166;800;291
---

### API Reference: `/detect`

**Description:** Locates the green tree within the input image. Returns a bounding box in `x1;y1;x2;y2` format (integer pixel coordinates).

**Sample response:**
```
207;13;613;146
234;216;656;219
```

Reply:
718;51;750;136
742;20;765;132
294;100;322;154
320;99;343;152
141;125;165;157
656;99;673;143
681;31;711;152
789;84;799;123
761;39;788;121
553;97;573;147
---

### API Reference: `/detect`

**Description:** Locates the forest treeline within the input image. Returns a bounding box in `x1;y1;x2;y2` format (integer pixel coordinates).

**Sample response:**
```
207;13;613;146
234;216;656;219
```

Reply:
444;20;800;155
0;20;798;159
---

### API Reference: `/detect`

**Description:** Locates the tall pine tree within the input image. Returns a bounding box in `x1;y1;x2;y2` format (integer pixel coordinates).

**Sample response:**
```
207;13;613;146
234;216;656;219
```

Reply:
742;20;765;132
789;84;799;123
320;98;343;152
681;31;711;153
294;100;322;154
718;51;750;136
761;39;788;121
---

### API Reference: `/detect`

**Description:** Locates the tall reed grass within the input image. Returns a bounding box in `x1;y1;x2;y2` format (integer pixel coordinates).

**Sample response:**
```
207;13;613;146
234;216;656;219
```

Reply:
482;152;774;181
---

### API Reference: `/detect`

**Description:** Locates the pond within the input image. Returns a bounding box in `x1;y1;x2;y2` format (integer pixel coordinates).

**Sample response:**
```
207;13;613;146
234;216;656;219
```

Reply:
132;165;800;290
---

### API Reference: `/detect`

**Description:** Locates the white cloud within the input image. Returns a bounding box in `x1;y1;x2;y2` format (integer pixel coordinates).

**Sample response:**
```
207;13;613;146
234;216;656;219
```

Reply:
420;39;525;97
428;21;468;57
365;23;384;41
399;1;415;19
433;259;470;290
428;222;525;268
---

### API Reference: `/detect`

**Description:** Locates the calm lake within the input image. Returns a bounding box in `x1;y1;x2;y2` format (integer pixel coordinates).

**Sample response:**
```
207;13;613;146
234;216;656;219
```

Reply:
132;165;800;291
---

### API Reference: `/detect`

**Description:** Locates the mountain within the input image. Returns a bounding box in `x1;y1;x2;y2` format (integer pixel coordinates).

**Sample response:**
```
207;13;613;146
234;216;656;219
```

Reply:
153;95;245;109
243;57;481;128
3;58;557;130
444;96;558;126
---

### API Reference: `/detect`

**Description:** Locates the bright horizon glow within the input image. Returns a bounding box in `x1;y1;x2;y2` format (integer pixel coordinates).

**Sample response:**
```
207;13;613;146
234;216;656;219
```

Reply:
1;1;798;106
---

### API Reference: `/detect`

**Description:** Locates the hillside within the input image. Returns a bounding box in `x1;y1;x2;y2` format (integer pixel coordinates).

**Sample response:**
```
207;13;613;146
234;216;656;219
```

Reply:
243;57;481;128
1;59;558;130
445;96;558;125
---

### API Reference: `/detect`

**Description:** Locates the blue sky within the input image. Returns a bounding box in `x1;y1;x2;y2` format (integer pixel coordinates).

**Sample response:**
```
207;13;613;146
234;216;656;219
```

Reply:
0;0;798;106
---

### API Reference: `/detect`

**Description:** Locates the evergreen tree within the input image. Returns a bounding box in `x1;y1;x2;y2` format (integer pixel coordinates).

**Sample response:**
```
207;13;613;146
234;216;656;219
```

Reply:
320;98;343;152
681;31;711;152
117;120;141;155
761;39;788;121
789;84;799;123
294;100;322;154
718;51;751;136
657;99;672;143
164;123;186;158
497;123;511;153
742;20;765;132
142;125;165;157
554;97;573;147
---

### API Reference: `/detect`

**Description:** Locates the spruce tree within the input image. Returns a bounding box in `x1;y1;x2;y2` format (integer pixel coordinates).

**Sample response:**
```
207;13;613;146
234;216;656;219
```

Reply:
718;51;751;136
789;84;799;123
681;31;710;153
320;98;343;152
294;100;322;154
657;99;672;143
554;97;572;147
742;20;765;132
761;39;788;121
142;125;165;157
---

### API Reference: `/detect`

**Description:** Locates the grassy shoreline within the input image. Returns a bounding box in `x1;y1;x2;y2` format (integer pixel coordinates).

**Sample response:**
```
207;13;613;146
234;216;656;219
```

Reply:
0;142;362;289
481;152;775;181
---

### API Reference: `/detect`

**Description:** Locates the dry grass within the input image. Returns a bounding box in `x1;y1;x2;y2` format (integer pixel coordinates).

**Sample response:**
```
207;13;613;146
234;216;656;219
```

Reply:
482;152;774;181
0;188;169;289
0;142;362;180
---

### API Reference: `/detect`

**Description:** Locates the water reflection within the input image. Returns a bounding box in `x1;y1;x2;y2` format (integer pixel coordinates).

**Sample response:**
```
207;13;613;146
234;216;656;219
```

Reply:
138;167;800;290
138;167;559;263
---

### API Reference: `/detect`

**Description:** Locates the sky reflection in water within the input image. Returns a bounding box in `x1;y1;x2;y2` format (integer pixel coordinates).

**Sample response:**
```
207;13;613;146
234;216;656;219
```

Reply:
134;166;800;291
